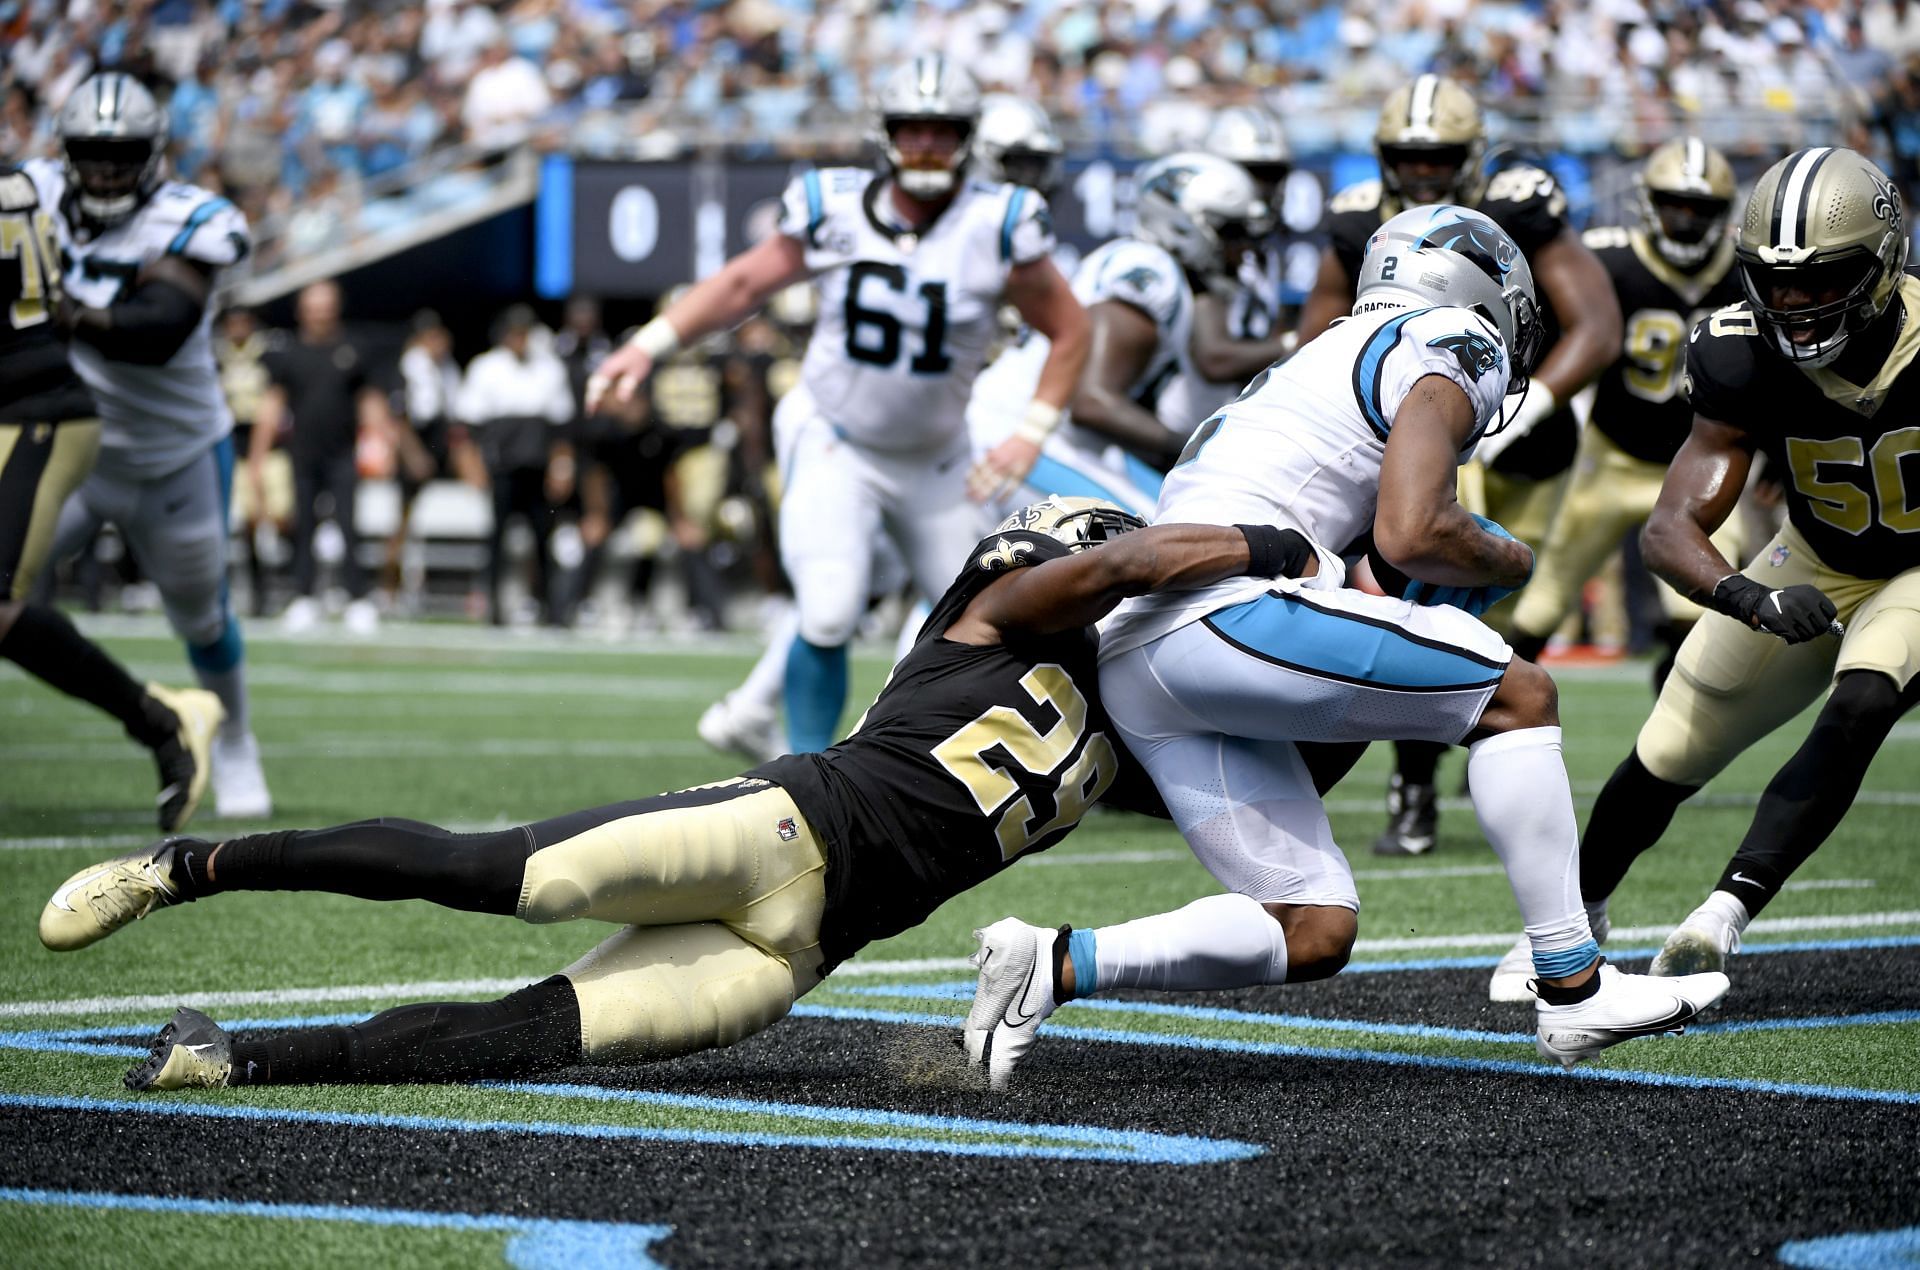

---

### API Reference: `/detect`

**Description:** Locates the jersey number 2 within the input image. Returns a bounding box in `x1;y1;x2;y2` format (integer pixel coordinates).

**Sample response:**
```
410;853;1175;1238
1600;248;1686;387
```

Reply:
844;262;951;373
931;664;1119;861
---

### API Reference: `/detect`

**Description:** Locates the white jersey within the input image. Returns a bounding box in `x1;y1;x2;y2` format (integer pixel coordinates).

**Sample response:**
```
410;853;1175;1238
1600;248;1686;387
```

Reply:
970;235;1192;458
1155;247;1286;434
1100;303;1512;660
26;160;247;480
779;167;1053;454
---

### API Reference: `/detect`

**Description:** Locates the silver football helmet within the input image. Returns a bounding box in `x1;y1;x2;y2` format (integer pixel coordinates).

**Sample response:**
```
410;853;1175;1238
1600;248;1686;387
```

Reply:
59;72;169;230
1203;104;1292;210
973;94;1065;196
995;497;1144;552
871;56;983;201
1355;204;1543;396
1132;152;1275;280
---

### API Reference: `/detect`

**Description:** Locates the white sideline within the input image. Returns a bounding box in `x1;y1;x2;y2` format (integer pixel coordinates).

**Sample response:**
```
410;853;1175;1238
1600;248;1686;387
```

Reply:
5;910;1918;1019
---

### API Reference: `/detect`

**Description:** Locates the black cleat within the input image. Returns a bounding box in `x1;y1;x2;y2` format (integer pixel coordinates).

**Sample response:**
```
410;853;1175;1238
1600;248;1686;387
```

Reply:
125;1007;233;1091
1371;774;1437;856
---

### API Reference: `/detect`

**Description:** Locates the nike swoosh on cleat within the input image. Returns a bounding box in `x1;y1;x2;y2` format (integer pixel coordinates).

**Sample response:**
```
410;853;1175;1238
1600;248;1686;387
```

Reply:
156;785;183;808
184;1043;215;1055
46;871;104;914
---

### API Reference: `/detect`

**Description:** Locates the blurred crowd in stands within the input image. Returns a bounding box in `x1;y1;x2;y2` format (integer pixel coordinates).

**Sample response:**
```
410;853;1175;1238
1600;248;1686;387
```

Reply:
6;1;1920;273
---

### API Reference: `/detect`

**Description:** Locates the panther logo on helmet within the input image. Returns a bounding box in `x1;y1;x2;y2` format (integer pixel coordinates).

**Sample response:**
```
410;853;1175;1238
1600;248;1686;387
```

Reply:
1417;218;1517;279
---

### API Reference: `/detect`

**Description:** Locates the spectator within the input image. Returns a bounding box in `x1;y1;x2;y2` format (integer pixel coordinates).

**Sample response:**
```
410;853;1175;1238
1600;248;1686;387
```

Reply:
461;38;553;149
459;305;575;626
383;310;471;605
213;307;283;618
252;281;391;636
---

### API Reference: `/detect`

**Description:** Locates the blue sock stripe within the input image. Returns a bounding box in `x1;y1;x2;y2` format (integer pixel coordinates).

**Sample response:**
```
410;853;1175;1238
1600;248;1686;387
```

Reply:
1531;939;1601;979
784;637;847;753
1068;929;1099;998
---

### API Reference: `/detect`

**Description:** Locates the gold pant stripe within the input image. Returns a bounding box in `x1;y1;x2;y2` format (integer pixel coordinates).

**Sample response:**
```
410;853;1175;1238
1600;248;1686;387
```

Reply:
0;418;99;601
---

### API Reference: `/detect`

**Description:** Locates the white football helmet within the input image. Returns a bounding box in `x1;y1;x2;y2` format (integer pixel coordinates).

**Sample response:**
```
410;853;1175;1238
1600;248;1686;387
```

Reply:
871;56;983;201
1132;152;1274;279
1204;104;1292;209
1355;204;1543;395
996;497;1145;552
973;94;1065;196
59;72;169;230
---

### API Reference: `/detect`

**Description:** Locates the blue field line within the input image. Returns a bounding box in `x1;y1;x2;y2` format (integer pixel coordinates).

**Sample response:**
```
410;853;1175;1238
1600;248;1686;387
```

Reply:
1692;1010;1920;1036
0;1091;1261;1165
1340;933;1920;974
1777;1225;1920;1268
788;1003;1920;1105
0;1185;671;1270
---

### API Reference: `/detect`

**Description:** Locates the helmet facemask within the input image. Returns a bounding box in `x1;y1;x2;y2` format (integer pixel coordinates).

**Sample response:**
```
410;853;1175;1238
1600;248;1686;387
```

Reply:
1737;249;1893;368
1643;190;1732;269
996;497;1146;552
883;117;975;201
64;135;163;229
1378;143;1476;208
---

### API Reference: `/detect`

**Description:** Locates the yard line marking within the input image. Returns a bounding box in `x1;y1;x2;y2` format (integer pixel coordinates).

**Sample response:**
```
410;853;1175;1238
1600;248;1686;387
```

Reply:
0;1091;1262;1165
1030;850;1507;881
0;739;713;761
0;1188;674;1270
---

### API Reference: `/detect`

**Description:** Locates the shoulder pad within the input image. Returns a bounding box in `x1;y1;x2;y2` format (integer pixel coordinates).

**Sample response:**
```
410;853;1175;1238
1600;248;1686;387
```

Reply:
0;169;36;212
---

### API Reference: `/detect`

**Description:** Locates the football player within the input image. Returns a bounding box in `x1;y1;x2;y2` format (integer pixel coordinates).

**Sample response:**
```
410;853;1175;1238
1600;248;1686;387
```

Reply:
40;499;1318;1090
26;73;271;817
1155;103;1300;431
589;56;1089;755
1494;148;1920;995
970;94;1066;200
968;152;1285;522
0;156;223;831
1506;138;1744;691
966;208;1728;1089
1293;75;1624;858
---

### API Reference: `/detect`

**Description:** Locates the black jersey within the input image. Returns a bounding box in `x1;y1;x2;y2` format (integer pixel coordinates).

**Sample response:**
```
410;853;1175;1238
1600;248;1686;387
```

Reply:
0;166;92;425
1584;227;1742;465
1324;166;1576;478
754;528;1162;972
1683;272;1920;580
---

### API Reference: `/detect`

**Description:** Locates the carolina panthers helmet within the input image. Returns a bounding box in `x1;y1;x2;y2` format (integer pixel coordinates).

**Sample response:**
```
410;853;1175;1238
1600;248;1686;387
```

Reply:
996;497;1145;552
973;94;1064;196
872;56;983;201
1204;104;1292;209
1132;152;1275;279
58;72;169;230
1735;146;1908;368
1638;136;1736;269
1355;204;1543;395
1374;75;1487;208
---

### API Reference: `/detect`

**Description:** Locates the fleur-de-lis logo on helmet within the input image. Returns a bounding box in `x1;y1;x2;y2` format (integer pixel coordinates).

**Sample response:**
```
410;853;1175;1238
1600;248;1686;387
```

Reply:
1872;175;1902;232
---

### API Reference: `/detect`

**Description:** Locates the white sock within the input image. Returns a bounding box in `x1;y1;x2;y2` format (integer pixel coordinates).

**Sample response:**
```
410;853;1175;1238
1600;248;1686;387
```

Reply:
1082;893;1289;995
1695;889;1751;933
1467;726;1595;977
735;609;798;715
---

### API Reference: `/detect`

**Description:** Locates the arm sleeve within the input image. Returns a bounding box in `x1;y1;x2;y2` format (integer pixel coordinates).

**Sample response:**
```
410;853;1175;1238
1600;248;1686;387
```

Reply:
70;278;205;366
165;197;252;268
1000;187;1056;266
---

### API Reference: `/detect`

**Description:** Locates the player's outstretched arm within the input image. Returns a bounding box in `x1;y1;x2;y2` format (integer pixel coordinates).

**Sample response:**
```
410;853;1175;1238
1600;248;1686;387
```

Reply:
1067;300;1186;463
1187;290;1296;384
586;233;810;412
949;523;1315;644
969;257;1091;502
1292;247;1354;346
54;255;210;367
1645;414;1838;643
1377;375;1534;588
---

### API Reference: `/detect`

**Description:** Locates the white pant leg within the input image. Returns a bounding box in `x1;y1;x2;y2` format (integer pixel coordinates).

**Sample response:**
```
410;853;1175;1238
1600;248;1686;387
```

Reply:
777;408;883;648
1101;645;1358;909
126;449;231;648
879;436;990;601
51;465;122;566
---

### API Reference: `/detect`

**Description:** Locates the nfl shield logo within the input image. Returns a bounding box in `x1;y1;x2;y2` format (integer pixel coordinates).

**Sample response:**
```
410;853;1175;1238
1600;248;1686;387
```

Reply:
776;817;799;842
1770;544;1791;568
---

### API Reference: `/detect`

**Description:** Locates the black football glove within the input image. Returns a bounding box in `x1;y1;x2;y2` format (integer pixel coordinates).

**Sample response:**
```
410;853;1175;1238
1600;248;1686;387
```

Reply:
1711;575;1838;644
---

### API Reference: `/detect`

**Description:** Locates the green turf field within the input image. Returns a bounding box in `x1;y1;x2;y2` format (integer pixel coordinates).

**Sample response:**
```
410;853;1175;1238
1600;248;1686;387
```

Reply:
2;621;1916;1265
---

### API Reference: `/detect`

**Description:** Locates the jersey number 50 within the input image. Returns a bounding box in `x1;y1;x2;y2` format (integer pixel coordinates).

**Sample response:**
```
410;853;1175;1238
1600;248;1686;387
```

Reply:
844;262;952;374
931;664;1120;861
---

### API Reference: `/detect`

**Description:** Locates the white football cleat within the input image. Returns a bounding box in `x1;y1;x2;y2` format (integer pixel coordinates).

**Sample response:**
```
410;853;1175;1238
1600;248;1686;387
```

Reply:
280;595;321;634
125;1007;233;1091
40;837;198;951
964;918;1062;1091
211;729;273;819
1651;914;1742;977
343;596;380;637
697;692;785;765
1533;963;1728;1068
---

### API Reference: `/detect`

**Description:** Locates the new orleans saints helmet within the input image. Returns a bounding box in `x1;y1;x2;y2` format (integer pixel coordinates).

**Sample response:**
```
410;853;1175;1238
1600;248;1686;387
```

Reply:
973;94;1065;196
1132;152;1275;280
1355;204;1543;396
1203;104;1292;210
1374;75;1487;208
872;56;983;201
996;497;1145;552
1638;136;1736;269
58;72;169;230
1736;147;1908;367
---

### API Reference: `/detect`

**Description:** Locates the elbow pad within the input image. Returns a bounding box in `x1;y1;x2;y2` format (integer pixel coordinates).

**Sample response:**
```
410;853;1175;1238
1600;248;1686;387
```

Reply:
70;279;204;366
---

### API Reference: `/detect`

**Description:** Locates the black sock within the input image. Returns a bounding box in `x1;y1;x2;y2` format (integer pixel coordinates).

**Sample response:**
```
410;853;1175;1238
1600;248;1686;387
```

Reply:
1395;740;1444;787
1051;925;1072;1000
1579;751;1697;901
208;820;533;914
228;977;582;1085
0;604;174;747
1534;960;1604;1006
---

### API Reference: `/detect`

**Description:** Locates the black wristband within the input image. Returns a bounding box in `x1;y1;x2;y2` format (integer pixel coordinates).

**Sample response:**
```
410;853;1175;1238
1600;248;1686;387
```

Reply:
1237;524;1313;579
